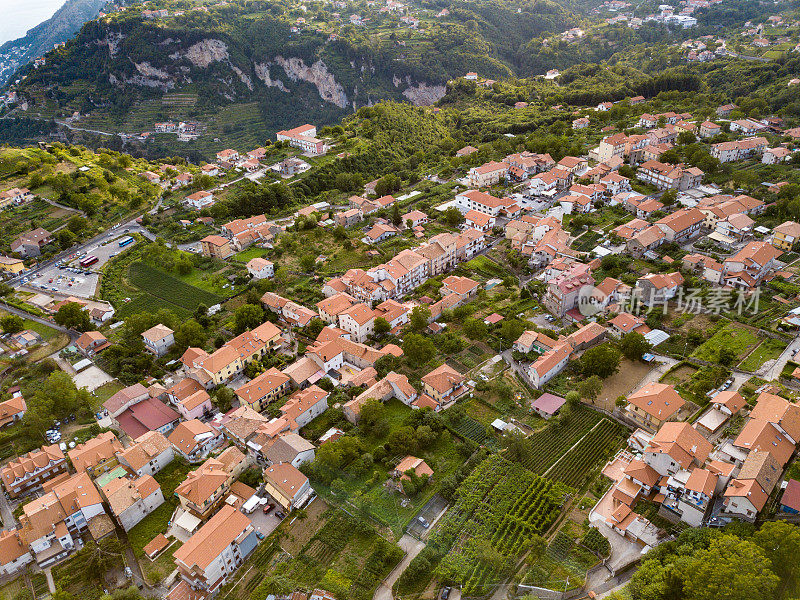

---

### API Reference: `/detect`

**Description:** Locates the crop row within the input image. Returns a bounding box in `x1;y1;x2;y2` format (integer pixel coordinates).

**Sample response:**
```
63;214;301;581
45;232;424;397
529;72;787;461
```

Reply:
512;407;604;474
547;419;626;489
128;261;223;312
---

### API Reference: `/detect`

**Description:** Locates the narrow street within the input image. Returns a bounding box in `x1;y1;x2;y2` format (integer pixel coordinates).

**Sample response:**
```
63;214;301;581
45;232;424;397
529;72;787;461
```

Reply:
0;489;15;531
373;534;425;600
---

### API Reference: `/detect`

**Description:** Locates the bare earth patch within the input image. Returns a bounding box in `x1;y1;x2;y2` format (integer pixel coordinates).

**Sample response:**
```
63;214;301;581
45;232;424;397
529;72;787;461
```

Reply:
594;359;655;411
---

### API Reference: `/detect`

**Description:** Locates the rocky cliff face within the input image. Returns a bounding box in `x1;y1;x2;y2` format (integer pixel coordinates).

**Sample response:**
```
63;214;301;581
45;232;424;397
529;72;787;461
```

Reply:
274;56;348;108
402;82;447;106
184;38;229;68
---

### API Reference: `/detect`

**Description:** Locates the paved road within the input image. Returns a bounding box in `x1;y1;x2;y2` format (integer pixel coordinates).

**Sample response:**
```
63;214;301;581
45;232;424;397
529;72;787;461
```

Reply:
373;534;425;600
629;355;679;392
758;335;800;381
0;489;15;531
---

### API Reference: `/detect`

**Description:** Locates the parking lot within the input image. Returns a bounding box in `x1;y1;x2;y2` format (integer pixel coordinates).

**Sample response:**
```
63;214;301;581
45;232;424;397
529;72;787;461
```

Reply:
245;502;284;538
25;236;137;299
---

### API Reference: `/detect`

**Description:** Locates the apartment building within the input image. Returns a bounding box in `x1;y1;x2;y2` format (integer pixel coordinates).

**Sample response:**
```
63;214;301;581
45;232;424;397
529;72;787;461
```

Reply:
1;445;68;499
172;505;259;598
116;431;174;477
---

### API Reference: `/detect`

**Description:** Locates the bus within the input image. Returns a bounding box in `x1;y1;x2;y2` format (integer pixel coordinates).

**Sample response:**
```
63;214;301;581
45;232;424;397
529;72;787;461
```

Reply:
118;236;134;248
79;255;99;268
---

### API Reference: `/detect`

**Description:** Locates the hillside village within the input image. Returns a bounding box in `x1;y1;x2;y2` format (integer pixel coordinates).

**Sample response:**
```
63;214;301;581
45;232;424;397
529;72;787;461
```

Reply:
0;0;800;599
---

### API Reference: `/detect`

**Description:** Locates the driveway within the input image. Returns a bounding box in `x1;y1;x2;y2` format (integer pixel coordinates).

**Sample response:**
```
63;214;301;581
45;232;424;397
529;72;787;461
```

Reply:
629;355;679;393
757;336;800;381
373;534;425;600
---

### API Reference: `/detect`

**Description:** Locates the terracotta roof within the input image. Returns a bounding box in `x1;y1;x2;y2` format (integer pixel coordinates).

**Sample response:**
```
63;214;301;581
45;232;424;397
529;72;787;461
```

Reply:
116;397;179;439
174;505;252;570
168;420;219;456
143;533;170;558
710;391;745;414
421;364;465;394
645;421;711;468
263;462;309;500
1;444;64;488
68;432;124;473
685;468;717;497
235;368;289;405
118;431;171;471
749;392;800;442
142;323;174;343
734;419;794;466
103;383;149;415
0;530;29;566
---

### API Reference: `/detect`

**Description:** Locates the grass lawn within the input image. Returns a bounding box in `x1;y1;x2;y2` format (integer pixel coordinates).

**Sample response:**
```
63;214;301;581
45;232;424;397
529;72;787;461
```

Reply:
92;380;125;406
233;247;268;262
691;322;760;362
738;338;788;372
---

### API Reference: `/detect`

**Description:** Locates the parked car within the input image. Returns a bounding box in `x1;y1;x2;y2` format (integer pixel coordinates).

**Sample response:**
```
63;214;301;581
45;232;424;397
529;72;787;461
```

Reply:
275;511;285;519
124;567;132;579
441;587;451;600
417;517;430;529
262;503;275;515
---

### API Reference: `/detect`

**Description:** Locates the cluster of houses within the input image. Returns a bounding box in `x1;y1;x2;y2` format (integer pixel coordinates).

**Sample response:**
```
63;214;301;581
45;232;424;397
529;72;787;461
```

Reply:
593;381;800;548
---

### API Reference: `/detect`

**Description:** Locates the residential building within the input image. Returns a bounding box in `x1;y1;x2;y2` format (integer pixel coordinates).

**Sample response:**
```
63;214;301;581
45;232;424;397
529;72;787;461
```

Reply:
246;258;274;279
235;368;291;412
168;420;224;462
263;462;312;510
263;432;315;468
116;431;174;477
421;364;467;406
200;235;234;259
103;383;150;419
276;124;324;155
635;272;684;306
1;445;68;499
142;324;175;356
637;161;703;190
0;256;24;274
19;472;109;567
68;432;124;477
11;228;52;257
467;161;509;187
771;221;800;251
175;447;249;520
75;331;110;357
172;505;259;598
338;303;376;342
101;474;164;531
626;383;686;430
185;191;215;210
114;397;180;440
655;208;705;242
528;343;573;388
0;530;33;576
0;396;26;428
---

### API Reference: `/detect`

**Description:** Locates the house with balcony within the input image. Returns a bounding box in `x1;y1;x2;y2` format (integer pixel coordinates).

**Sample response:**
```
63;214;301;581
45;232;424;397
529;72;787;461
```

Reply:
1;445;68;499
116;431;174;477
168;420;224;462
171;505;259;599
142;324;175;357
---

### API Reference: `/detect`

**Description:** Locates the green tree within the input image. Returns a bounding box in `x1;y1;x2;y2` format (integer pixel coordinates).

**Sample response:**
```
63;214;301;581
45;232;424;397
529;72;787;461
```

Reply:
579;375;603;403
0;314;24;334
410;306;431;332
54;302;91;331
581;343;621;378
462;317;487;340
233;304;263;334
683;535;778;600
374;317;391;336
753;521;800;587
174;319;206;350
403;333;436;365
213;386;234;412
620;332;651;360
